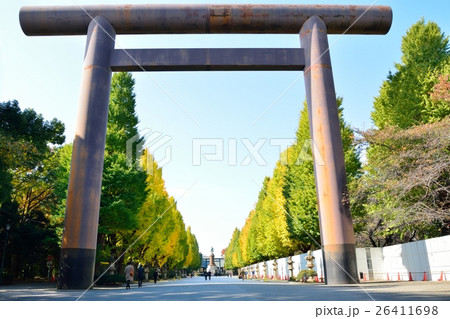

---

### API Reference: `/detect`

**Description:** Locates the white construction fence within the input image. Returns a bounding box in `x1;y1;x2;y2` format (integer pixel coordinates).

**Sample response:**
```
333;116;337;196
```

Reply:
241;235;450;282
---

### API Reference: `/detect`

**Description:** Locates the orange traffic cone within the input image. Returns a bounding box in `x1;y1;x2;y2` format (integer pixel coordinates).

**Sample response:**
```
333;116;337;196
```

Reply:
398;272;401;281
387;273;390;281
363;273;367;281
409;272;413;281
423;272;427;281
315;275;319;282
438;271;446;281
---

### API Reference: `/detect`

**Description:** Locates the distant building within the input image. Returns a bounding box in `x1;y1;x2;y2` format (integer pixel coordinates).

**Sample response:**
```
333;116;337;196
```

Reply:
200;256;225;275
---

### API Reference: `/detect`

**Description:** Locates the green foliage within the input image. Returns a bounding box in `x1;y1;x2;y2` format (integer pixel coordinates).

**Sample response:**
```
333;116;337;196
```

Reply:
0;100;66;279
106;72;139;154
99;152;147;234
226;97;361;267
0;100;65;204
352;118;450;246
129;152;194;274
372;19;450;128
0;74;199;280
256;161;293;259
354;19;450;247
224;228;243;269
297;269;317;282
97;72;147;270
184;226;202;270
283;103;321;253
0;100;65;154
284;98;361;253
240;209;260;265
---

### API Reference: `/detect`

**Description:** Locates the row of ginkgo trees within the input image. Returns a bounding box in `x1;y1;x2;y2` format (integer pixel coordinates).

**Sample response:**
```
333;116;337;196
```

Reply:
225;18;450;270
0;71;202;280
96;71;202;277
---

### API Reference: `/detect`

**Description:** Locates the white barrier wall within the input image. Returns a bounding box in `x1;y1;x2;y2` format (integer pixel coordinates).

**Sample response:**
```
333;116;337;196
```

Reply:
244;235;450;281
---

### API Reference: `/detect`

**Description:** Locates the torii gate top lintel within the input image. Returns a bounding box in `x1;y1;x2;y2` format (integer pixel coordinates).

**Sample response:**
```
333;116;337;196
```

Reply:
19;4;392;36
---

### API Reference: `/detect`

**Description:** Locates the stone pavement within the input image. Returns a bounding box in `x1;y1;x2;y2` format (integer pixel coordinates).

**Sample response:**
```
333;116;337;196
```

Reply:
0;276;449;301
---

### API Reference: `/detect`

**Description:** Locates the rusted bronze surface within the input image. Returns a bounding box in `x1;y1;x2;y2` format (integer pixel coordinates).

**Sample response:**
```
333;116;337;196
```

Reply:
20;4;392;36
58;16;115;289
300;16;358;284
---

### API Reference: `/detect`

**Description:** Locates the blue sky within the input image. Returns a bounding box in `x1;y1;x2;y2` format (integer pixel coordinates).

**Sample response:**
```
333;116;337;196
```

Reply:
1;0;450;258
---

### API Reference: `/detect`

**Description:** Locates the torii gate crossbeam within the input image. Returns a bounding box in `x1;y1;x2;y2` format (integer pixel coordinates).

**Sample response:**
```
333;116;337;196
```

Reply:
19;4;392;289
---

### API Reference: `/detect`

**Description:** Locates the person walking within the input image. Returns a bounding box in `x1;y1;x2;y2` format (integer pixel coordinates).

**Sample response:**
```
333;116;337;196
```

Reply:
204;271;208;281
137;264;144;288
124;261;134;290
153;269;159;284
208;271;211;280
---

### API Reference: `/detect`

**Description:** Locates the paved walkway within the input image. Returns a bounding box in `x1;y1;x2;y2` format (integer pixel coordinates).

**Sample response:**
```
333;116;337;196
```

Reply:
0;276;449;301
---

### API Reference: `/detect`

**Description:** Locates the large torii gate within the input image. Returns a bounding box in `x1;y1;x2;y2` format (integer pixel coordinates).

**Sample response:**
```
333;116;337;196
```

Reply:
20;4;392;289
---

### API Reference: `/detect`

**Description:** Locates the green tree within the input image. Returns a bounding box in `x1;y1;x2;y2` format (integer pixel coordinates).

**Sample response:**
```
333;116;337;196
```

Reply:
0;100;64;205
184;226;202;271
353;20;450;247
257;160;294;259
284;99;361;253
352;118;450;246
245;209;262;264
97;72;147;271
106;72;139;153
225;228;243;269
253;177;270;260
372;19;450;128
132;152;194;276
226;98;361;267
239;210;256;265
47;144;73;241
0;100;65;278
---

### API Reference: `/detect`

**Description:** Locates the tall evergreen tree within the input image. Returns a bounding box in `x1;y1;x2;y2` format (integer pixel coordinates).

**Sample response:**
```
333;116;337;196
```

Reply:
284;98;361;253
97;72;147;270
372;19;450;128
106;72;139;153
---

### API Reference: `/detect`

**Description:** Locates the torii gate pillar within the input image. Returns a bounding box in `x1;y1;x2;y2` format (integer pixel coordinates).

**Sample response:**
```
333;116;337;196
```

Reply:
58;17;115;289
301;16;358;284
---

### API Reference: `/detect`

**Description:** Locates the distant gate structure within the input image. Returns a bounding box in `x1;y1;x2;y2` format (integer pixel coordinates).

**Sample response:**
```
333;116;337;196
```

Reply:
20;4;392;289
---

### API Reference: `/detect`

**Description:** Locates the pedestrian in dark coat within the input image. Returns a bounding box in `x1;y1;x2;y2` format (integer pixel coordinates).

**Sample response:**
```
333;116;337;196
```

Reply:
153;270;158;284
137;264;145;287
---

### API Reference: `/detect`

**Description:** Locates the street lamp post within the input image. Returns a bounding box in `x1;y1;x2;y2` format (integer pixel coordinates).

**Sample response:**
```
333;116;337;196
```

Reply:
1;224;11;276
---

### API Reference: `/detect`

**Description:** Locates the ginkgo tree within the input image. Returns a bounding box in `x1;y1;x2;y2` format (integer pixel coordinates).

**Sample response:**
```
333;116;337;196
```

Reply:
225;97;361;268
372;19;449;128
